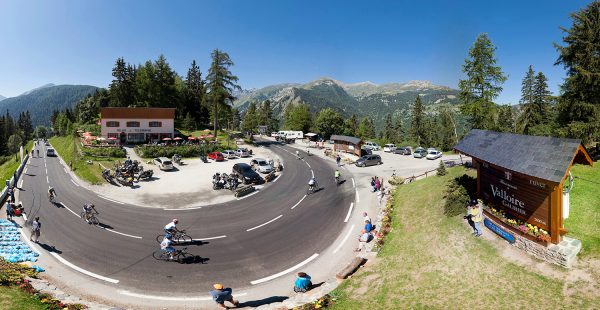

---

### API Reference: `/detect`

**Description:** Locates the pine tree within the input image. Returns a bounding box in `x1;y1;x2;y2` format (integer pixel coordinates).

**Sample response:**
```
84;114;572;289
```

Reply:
437;160;448;176
242;102;259;132
532;72;551;124
182;112;196;131
393;117;403;144
438;107;457;151
314;108;344;139
343;114;359;137
410;96;426;145
519;66;536;134
206;49;240;136
358;117;375;139
459;33;507;130
283;103;312;132
496;105;515;133
184;60;206;124
554;1;600;143
383;113;395;143
109;57;136;106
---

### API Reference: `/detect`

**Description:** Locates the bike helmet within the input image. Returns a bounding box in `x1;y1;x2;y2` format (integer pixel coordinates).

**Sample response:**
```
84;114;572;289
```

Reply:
173;219;179;224
165;233;173;239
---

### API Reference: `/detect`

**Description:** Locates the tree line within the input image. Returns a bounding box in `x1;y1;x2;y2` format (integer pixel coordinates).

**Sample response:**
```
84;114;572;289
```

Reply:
0;110;33;160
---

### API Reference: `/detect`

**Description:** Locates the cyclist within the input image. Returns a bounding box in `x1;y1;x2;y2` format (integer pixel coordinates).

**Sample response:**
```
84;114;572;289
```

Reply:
308;177;318;191
160;234;176;260
82;204;98;222
335;169;341;184
36;149;39;157
47;186;56;201
296;150;300;159
164;219;181;236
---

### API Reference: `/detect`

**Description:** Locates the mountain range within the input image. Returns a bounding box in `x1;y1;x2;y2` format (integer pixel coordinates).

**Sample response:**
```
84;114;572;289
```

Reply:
0;84;98;125
233;78;460;129
0;95;6;102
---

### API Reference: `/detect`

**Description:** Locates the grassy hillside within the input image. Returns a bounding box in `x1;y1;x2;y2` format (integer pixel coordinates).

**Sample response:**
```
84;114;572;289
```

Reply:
330;166;600;309
0;141;33;185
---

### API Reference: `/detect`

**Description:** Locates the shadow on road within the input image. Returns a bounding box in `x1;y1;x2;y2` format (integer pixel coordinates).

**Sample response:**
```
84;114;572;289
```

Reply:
180;255;209;264
37;243;62;254
98;223;114;230
238;296;288;308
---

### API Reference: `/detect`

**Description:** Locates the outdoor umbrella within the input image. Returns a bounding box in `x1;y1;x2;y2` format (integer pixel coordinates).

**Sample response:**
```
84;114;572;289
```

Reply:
108;137;117;141
207;134;215;138
174;137;183;140
199;135;205;139
162;137;172;141
187;137;196;140
97;137;107;141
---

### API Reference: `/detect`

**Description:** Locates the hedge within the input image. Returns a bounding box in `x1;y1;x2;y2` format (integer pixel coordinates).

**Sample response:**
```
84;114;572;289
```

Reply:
81;147;126;158
134;144;224;158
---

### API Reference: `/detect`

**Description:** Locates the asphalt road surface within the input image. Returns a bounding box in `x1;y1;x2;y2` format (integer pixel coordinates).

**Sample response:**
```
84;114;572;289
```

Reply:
20;141;352;294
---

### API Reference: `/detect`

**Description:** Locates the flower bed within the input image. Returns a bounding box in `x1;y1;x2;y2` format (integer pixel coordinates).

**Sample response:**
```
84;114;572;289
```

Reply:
135;144;223;158
486;205;551;243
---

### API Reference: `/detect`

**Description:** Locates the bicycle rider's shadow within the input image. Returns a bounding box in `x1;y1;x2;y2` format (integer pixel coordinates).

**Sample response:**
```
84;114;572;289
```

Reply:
180;256;209;264
37;243;62;254
97;223;114;230
51;201;64;208
337;179;347;185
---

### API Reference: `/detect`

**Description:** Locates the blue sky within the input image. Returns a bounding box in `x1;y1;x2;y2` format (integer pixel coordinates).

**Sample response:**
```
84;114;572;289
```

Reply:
0;0;590;104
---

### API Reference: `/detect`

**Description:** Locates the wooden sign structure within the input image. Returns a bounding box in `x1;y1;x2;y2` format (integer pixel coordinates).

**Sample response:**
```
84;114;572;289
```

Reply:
455;130;593;244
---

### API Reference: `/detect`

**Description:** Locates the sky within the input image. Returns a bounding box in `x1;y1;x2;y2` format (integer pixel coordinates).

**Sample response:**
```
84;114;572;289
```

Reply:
0;0;592;104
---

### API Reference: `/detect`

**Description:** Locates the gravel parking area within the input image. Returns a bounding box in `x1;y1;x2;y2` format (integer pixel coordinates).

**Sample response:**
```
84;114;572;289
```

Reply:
87;144;282;209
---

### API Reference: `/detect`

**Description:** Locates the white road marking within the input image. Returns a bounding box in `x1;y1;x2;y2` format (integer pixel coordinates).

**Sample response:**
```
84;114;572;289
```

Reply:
250;253;319;285
236;190;259;200
333;224;356;254
22;213;28;221
192;235;227;241
119;290;247;301
101;228;143;239
355;189;360;203
18;179;23;188
45;167;47;174
311;169;314;178
23;167;28;175
305;161;311;169
70;179;79;187
99;195;125;205
59;203;80;217
344;202;354;223
246;215;283;231
291;195;307;210
272;175;280;183
50;252;119;284
164;206;202;211
46;175;49;183
352;178;355;188
63;167;68;174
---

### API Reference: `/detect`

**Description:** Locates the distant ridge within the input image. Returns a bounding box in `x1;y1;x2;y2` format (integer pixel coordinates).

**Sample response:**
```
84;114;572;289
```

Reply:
0;94;6;101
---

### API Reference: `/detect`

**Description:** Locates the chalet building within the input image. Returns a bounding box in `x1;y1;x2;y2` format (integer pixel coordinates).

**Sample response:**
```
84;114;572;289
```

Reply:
100;107;175;143
331;135;363;157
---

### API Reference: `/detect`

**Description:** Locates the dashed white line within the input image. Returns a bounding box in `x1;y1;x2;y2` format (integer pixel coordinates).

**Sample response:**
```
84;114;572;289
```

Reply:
355;189;360;203
50;252;119;283
59;203;80;217
101;228;143;239
118;290;247;301
63;167;68;174
164;206;202;211
18;179;23;188
352;178;355;188
311;169;314;178
236;190;259;200
23;167;28;175
22;213;28;221
333;224;356;254
344;202;354;223
305;161;311;169
46;175;49;183
192;235;227;241
272;175;280;183
250;253;319;285
291;195;307;210
70;179;79;187
246;215;283;231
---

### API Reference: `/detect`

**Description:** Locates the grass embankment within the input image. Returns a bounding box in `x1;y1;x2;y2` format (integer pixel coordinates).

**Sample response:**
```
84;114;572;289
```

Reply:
330;166;600;309
0;286;47;310
565;163;600;256
49;136;121;185
0;141;33;184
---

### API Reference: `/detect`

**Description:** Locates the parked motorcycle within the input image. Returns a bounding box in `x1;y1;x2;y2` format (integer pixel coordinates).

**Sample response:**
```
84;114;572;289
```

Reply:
116;175;134;187
136;169;154;182
102;169;115;184
172;154;183;165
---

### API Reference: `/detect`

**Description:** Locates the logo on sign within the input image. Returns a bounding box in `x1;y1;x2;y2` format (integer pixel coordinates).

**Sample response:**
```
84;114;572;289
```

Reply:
505;171;512;181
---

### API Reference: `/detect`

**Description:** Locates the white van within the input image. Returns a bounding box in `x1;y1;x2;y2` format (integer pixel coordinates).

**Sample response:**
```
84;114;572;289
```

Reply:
286;131;304;139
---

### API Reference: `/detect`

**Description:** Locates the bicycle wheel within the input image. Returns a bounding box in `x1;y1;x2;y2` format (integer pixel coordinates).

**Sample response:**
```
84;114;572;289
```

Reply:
152;250;169;261
176;234;192;244
156;234;165;243
90;215;100;226
80;211;86;219
176;251;193;264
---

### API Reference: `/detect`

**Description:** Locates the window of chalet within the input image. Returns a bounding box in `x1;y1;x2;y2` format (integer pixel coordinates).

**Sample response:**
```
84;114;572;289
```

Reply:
106;121;119;127
127;121;140;127
149;121;162;127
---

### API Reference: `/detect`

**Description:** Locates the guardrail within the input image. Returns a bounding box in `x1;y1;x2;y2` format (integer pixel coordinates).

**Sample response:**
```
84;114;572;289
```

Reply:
0;155;30;204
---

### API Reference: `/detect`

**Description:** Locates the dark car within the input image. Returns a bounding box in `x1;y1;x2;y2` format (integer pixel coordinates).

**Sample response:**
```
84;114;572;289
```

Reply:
394;147;407;155
360;148;373;156
208;152;225;161
355;154;382;167
232;163;262;184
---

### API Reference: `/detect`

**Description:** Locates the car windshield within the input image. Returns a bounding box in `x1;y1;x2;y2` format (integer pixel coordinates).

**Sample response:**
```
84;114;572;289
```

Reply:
257;161;268;166
163;161;172;165
238;164;251;172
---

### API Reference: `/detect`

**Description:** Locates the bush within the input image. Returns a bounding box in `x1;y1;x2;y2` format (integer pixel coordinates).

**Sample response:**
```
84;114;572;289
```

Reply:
443;174;477;217
81;147;126;158
0;258;38;285
135;144;223;158
437;161;448;176
388;175;405;186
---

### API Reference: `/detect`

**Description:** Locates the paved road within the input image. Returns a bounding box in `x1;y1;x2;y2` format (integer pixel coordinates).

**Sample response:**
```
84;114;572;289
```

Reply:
21;141;353;294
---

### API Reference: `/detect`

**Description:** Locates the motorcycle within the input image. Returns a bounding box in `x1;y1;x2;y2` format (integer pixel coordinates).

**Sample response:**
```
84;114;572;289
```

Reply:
172;154;183;165
200;155;209;163
116;175;134;187
136;169;154;182
102;169;115;184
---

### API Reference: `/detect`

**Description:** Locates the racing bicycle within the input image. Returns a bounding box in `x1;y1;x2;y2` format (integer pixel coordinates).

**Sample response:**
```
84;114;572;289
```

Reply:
152;247;192;263
156;230;193;244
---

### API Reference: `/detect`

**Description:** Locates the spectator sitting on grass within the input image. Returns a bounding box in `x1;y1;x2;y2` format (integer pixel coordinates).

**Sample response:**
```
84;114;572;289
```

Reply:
294;272;313;293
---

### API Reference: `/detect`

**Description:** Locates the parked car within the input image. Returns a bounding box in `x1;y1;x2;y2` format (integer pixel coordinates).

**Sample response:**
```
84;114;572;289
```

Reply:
222;150;237;159
270;132;279;138
383;144;396;152
413;148;428;159
394;147;407;155
427;148;438;154
403;146;413;155
426;150;443;160
360;148;373;156
46;147;56;157
251;158;273;173
45;141;50;146
232;163;262;184
355;154;382;167
363;141;380;151
153;157;174;170
235;148;251;158
208;152;225;161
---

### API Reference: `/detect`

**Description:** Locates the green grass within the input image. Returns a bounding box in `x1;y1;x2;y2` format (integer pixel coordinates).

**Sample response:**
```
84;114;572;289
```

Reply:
0;141;33;184
50;136;122;185
564;163;600;256
0;285;47;310
178;128;241;150
330;166;600;309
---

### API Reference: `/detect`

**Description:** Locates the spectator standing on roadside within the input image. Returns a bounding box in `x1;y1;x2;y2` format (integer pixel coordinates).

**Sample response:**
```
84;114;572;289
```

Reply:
363;212;371;224
336;154;341;167
470;200;483;237
464;200;477;234
377;188;385;207
31;217;41;242
8;186;15;202
364;220;373;233
294;272;313;293
209;284;239;309
375;177;381;192
6;200;14;221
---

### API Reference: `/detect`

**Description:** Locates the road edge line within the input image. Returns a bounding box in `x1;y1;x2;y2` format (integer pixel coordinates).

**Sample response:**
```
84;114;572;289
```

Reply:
246;214;283;231
50;252;119;284
250;253;319;285
333;224;356;254
344;202;354;223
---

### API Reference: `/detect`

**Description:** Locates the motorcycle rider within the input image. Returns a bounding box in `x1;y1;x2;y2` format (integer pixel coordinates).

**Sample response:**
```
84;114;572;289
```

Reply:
308;177;318;190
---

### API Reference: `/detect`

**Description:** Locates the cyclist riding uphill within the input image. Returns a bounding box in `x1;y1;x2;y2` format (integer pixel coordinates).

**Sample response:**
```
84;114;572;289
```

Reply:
335;169;341;183
160;234;176;260
308;177;317;188
82;204;98;222
48;186;56;199
164;219;181;235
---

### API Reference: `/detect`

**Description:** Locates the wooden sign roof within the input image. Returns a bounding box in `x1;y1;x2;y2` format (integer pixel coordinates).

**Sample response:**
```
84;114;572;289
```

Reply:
100;107;176;119
331;135;362;145
454;129;593;183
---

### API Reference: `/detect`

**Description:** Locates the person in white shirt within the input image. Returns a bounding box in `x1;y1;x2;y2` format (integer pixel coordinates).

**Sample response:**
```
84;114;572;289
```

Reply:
363;212;371;224
164;219;180;236
160;234;176;260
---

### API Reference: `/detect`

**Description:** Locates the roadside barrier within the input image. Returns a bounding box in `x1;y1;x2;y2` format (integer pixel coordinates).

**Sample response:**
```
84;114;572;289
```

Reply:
0;154;29;204
234;185;255;198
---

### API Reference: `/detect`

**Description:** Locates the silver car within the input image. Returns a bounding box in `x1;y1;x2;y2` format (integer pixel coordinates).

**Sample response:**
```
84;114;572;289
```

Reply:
235;148;250;158
222;150;237;159
153;157;174;171
251;158;273;173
